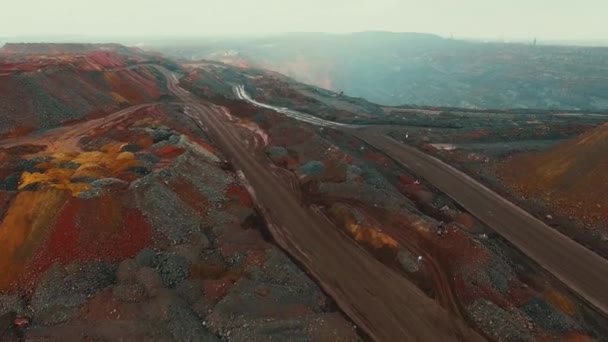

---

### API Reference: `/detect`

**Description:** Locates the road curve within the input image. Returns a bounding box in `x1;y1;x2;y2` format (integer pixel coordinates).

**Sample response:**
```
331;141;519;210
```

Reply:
234;85;360;129
160;68;485;341
234;85;608;316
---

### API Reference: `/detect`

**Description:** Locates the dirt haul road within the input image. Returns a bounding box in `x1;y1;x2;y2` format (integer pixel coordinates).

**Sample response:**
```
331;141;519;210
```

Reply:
159;68;484;341
357;131;608;316
0;103;157;152
233;83;608;317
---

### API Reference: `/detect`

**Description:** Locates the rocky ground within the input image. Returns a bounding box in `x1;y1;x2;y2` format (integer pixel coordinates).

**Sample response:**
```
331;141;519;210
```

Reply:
0;102;359;341
2;46;608;341
0;47;175;137
182;62;608;341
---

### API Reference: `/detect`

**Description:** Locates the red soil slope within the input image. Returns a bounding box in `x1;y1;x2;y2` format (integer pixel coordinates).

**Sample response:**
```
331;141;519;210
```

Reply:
0;101;357;340
0;51;167;136
497;122;608;227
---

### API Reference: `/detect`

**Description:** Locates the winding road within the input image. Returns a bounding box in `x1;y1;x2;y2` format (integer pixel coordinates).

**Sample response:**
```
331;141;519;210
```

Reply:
158;68;484;341
235;84;608;317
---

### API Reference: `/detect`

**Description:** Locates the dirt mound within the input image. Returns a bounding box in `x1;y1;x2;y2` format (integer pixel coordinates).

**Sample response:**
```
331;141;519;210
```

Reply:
497;122;608;227
0;53;167;136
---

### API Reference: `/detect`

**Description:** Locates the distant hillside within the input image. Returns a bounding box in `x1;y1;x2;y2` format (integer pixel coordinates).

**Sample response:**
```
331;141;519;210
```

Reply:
154;32;608;110
498;122;608;225
0;43;135;55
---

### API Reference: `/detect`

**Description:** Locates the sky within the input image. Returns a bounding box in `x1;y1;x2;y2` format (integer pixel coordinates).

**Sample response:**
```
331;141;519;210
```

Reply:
1;0;605;41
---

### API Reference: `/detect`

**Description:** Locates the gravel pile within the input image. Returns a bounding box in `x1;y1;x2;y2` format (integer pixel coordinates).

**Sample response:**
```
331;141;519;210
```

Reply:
166;302;219;342
30;262;115;325
133;175;202;244
467;299;533;342
485;252;516;295
21;74;83;130
396;249;421;274
297;160;325;178
156;253;190;289
146;127;174;143
256;249;326;303
265;146;288;159
176;135;221;164
206;249;358;341
137;152;161;167
0;295;27;317
170;151;233;205
522;297;577;333
90;177;128;188
346;164;363;182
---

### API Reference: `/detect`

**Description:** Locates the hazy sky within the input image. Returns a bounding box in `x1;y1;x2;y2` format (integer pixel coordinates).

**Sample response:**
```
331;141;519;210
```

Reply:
1;0;605;40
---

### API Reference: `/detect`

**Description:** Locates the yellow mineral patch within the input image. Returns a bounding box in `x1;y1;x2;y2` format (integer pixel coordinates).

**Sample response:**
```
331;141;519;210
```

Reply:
109;157;139;173
134;117;163;128
71;164;111;180
44;168;76;182
51;152;79;163
19;143;140;196
346;221;399;249
0;188;68;290
71;151;108;165
545;289;577;316
330;203;399;250
116;151;135;160
20;168;76;189
19;172;50;189
110;91;129;104
104;72;119;87
100;142;125;154
50;182;92;196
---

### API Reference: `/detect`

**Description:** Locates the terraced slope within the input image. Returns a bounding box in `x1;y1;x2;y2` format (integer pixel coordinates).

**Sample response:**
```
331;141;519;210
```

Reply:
0;50;168;136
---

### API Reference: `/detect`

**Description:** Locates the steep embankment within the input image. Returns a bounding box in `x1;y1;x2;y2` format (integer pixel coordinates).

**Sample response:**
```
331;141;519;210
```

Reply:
0;47;169;136
498;122;608;227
